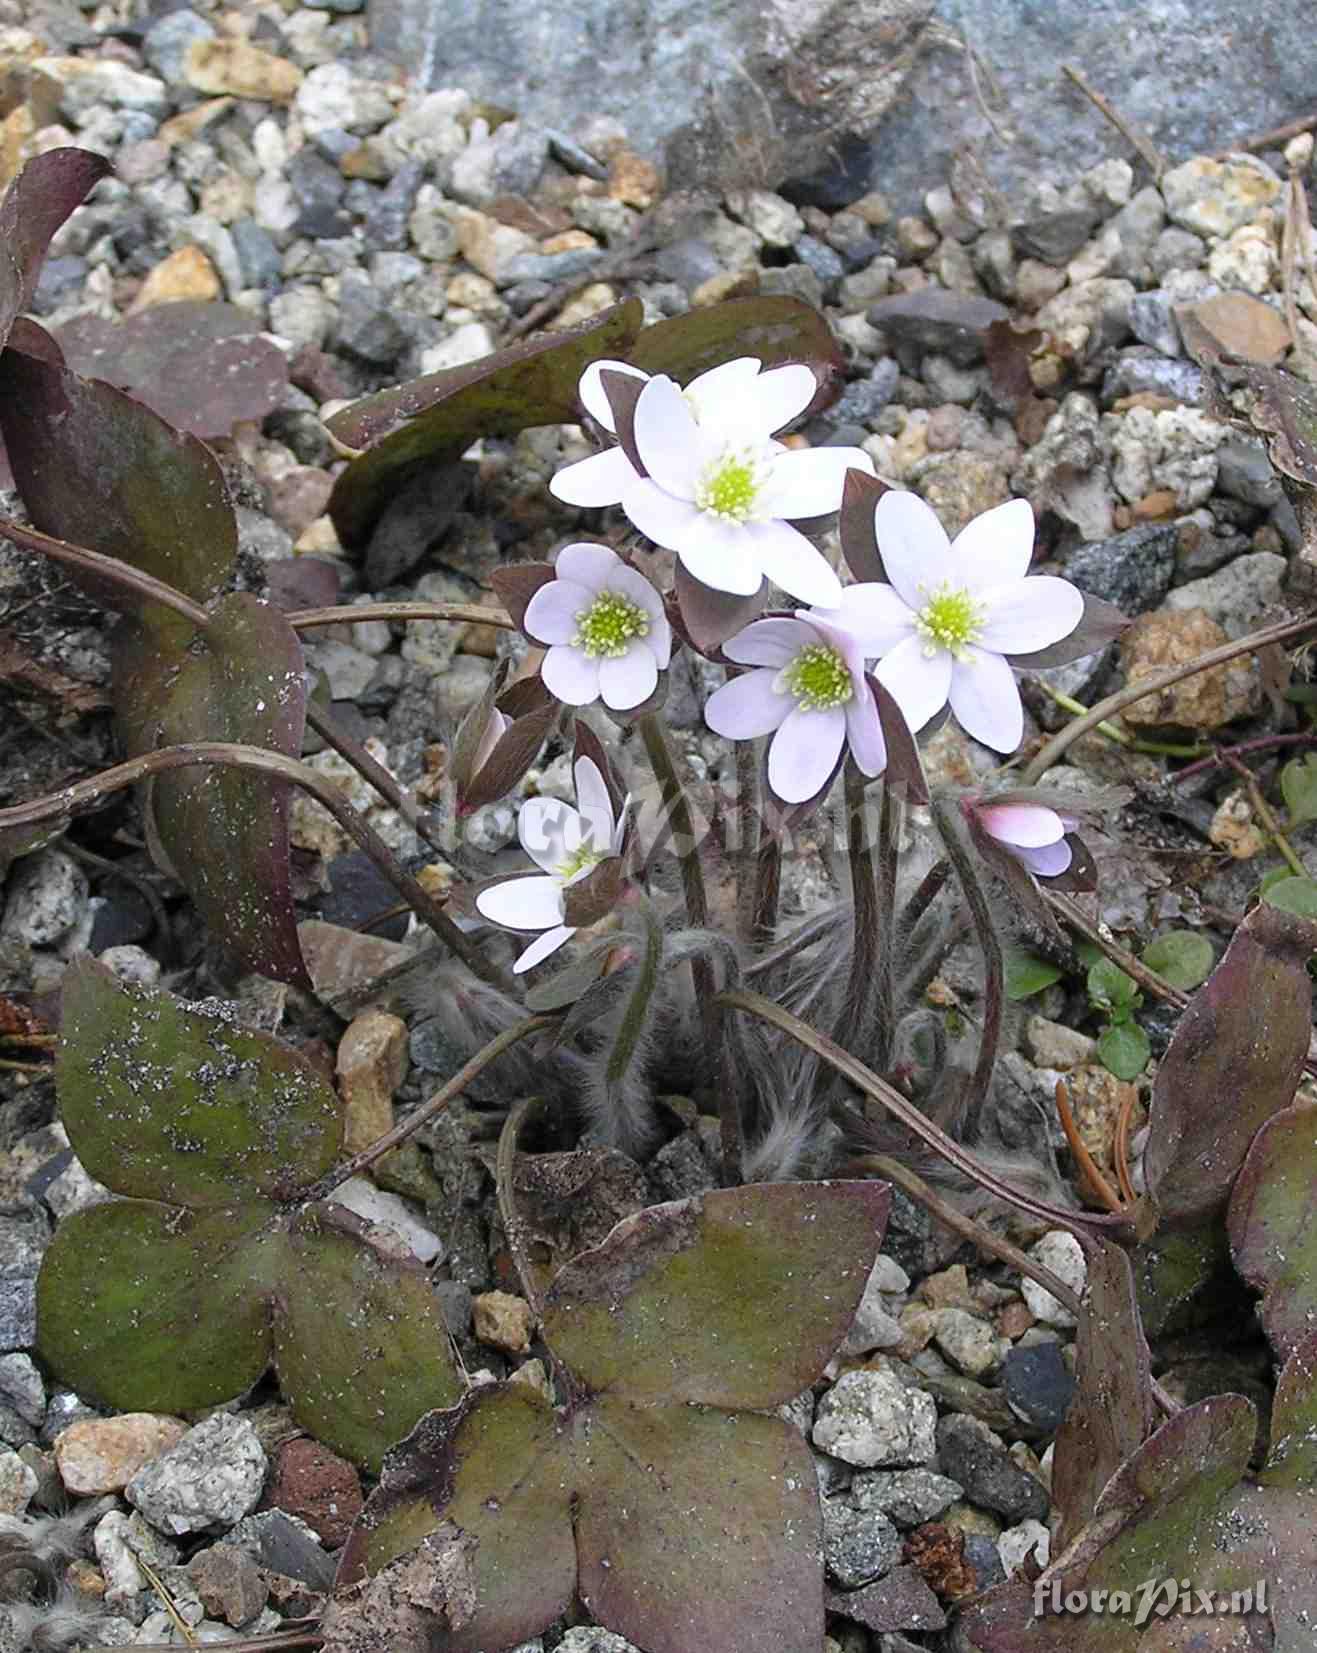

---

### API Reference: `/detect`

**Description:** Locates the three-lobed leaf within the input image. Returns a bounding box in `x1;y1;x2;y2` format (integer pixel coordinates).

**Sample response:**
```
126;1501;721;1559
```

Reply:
335;1180;891;1653
38;960;460;1469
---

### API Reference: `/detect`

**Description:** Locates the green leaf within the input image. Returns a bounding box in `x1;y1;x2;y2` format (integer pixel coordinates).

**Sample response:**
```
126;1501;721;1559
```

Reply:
326;301;643;548
1144;900;1317;1225
1229;1101;1317;1364
113;593;311;989
1086;957;1139;1012
335;1181;891;1653
1004;948;1063;1001
1263;873;1317;918
1140;929;1214;989
542;1181;890;1408
1282;752;1317;826
1095;1020;1150;1080
37;961;459;1469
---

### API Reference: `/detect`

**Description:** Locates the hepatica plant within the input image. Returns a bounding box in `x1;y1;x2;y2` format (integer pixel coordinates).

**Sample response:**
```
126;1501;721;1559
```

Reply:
7;148;1317;1652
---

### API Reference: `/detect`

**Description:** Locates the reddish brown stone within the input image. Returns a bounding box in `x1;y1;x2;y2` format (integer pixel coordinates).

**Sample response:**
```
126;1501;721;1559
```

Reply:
264;1438;363;1547
904;1522;979;1602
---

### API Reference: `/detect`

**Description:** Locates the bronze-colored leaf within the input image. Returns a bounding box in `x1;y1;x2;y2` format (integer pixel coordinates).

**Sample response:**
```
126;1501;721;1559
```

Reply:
673;563;766;655
488;562;555;632
838;466;889;583
0;148;110;354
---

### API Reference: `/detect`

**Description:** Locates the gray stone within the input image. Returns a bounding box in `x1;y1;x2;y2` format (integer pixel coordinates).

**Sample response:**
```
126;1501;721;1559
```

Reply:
1012;393;1116;542
450;121;548;206
1216;437;1281;507
1020;1231;1086;1328
364;161;424;251
1165;552;1286;638
335;272;409;368
1128;290;1181;356
1149;225;1208;277
369;0;934;194
1102;350;1205;407
1010;208;1100;265
998;1517;1050;1578
1064;523;1178;615
41;1387;98;1443
142;10;215;84
794;233;846;288
1002;1343;1075;1433
2;849;88;947
964;1533;1008;1592
224;1510;335;1591
434;1280;473;1336
231;219;283;290
935;1414;1049;1523
0;1208;49;1352
932;1309;1009;1379
823;1498;903;1587
851;1467;963;1526
813;1369;938;1468
867;290;1008;365
557;1631;641;1653
126;1415;267;1536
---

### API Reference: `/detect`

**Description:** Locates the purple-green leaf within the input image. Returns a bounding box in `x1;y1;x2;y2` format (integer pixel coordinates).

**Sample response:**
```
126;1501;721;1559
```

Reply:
1229;1101;1317;1363
838;466;889;583
672;562;766;655
1143;900;1317;1227
326;301;644;547
113;593;310;988
37;961;459;1471
0;147;110;354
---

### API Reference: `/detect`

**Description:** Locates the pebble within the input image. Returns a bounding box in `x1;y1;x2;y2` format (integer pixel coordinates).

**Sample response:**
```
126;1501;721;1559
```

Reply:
0;1207;49;1352
96;943;163;987
186;1544;270;1627
997;1518;1050;1578
0;1447;37;1515
55;1413;188;1496
557;1632;641;1653
868;290;1008;364
1020;1232;1086;1329
264;1437;363;1548
935;1415;1049;1523
1023;1015;1094;1070
2;848;88;946
335;1009;406;1155
1164;551;1286;637
813;1368;938;1468
185;39;303;103
823;1498;903;1587
1159;153;1282;237
1063;522;1178;614
931;1309;1009;1379
1002;1343;1076;1434
225;1509;335;1591
473;1290;534;1355
0;1354;45;1427
1108;405;1222;510
850;1468;963;1527
1121;608;1259;731
94;1508;180;1610
142;10;215;85
326;1175;445;1263
126;1414;267;1536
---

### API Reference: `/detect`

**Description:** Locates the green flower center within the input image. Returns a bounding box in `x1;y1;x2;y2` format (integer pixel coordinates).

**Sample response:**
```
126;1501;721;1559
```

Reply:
694;446;766;524
915;582;984;660
573;590;650;658
557;841;606;881
777;643;853;712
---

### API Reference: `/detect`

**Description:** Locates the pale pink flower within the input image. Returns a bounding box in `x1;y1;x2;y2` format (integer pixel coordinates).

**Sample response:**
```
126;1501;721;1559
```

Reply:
551;356;874;609
975;801;1077;877
474;756;626;972
826;491;1084;753
704;612;886;804
523;542;671;711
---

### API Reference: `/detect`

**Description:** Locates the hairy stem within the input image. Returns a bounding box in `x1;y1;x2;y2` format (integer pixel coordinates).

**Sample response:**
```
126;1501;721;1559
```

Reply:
930;796;1004;1133
1022;612;1317;783
602;895;663;1117
752;825;782;944
307;1015;550;1198
289;600;511;631
0;740;513;991
496;1094;546;1315
846;1151;1083;1320
638;713;707;928
895;857;950;962
735;739;761;944
716;988;1137;1238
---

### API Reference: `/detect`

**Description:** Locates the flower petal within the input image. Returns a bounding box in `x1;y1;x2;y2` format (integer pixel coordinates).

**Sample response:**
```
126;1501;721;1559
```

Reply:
874;490;954;610
949;647;1024;752
723;616;816;668
633;374;705;499
647;501;763;596
758;446;874;520
553;541;623;591
975;576;1084;654
748;363;820;436
518;801;574;873
541;643;602;706
705;670;794;739
549;445;637;508
598;648;658;710
514;924;577;973
697;361;817;442
814;582;917;657
524;578;594;645
579;360;648;431
477;873;565;929
472;707;511;775
621;475;716;554
874;634;952;732
950;497;1037;592
844;684;887;778
744;518;843;607
1016;837;1073;877
768;705;846;802
685;357;762;423
606;562;672;667
573;755;614;846
977;802;1067;849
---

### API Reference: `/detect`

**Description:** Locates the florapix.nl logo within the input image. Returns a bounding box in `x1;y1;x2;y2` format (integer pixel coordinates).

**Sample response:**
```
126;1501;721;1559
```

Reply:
1034;1576;1268;1627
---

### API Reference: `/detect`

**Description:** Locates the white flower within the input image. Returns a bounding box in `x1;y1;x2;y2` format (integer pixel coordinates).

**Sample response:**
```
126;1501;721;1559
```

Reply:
975;801;1077;877
550;356;874;609
703;612;886;804
826;491;1084;753
474;756;626;972
523;542;671;710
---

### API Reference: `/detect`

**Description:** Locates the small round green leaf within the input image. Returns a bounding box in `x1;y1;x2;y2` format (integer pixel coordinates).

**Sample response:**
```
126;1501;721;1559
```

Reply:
1096;1020;1150;1080
1004;948;1063;1001
1086;957;1139;1011
1263;874;1317;918
1281;752;1317;826
1140;929;1214;989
